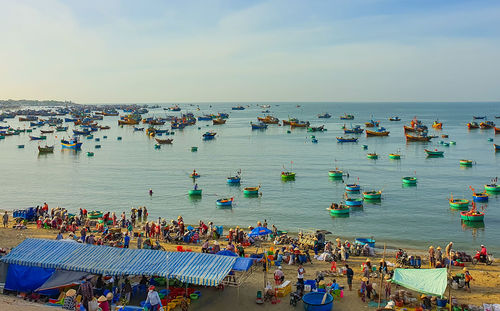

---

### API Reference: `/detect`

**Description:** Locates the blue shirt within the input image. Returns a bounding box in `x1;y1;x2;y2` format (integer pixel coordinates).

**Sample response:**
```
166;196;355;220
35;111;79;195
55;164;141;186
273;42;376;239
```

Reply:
124;235;130;246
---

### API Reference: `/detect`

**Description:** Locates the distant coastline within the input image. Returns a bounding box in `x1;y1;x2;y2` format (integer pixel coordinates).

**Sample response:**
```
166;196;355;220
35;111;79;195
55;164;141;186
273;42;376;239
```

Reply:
0;99;75;108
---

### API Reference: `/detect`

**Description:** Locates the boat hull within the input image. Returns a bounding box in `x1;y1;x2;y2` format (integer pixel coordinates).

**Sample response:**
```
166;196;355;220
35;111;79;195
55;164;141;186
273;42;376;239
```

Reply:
389;154;401;159
484;184;500;193
328;171;343;178
460;212;484;222
366;130;389;136
363;191;381;200
449;199;469;209
345;198;363;206
188;189;202;196
459;160;473;166
402;177;417;185
345;184;361;191
330;208;350;216
473;194;488;202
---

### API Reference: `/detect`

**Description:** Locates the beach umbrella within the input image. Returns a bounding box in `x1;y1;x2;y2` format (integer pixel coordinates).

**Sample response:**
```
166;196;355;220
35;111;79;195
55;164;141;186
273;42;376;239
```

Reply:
216;250;237;257
248;226;272;237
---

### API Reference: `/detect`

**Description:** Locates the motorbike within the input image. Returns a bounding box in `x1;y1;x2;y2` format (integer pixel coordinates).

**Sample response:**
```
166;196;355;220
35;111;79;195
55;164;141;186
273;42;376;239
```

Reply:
290;283;304;307
472;251;493;265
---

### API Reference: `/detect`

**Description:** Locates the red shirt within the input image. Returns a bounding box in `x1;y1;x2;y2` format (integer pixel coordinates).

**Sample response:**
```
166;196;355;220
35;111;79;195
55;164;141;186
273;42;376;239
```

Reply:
480;247;487;256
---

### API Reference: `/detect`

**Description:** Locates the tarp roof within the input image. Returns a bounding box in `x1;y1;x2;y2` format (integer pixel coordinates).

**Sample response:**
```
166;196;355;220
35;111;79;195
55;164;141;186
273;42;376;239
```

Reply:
1;239;237;287
232;258;254;271
36;270;89;291
391;268;448;297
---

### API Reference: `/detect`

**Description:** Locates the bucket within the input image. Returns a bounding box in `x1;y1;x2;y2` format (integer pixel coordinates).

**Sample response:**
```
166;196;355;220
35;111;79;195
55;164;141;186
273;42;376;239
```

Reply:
436;298;447;307
302;292;333;311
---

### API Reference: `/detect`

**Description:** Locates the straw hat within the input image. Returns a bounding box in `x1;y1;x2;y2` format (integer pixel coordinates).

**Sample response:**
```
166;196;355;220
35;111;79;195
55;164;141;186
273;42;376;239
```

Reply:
379;259;384;263
98;296;107;302
429;246;434;249
106;292;113;299
436;246;441;250
66;289;76;297
463;267;468;272
229;228;233;232
214;241;219;245
362;277;368;282
366;258;371;262
421;294;426;299
336;238;340;242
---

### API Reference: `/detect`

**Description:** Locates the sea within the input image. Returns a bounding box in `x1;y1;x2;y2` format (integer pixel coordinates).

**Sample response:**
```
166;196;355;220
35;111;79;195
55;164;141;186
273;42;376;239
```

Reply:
1;102;499;253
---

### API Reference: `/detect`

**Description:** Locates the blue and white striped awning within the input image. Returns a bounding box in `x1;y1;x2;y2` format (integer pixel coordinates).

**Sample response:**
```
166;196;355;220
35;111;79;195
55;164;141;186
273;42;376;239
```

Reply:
1;239;237;287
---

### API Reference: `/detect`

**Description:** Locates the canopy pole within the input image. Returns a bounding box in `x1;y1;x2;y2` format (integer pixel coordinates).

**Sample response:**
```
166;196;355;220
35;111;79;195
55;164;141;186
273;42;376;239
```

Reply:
448;263;452;311
378;243;386;308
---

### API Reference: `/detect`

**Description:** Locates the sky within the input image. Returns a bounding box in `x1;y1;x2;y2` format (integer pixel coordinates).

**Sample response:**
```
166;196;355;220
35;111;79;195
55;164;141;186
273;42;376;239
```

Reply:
0;0;499;103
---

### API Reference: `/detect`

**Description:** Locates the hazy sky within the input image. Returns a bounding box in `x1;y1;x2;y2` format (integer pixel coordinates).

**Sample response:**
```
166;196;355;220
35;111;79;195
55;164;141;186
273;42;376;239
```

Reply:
1;0;499;103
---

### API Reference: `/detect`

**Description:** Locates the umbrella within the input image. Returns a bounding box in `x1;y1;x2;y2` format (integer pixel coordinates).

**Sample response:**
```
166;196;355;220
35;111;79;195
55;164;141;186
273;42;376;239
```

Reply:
248;226;272;237
216;250;237;257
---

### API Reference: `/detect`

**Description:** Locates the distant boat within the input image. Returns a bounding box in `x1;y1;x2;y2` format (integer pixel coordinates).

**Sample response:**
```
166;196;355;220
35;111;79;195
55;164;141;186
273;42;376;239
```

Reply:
61;137;82;150
40;129;54;134
425;149;444;156
473;116;486;119
336;137;358;143
364;120;379;128
38;145;54;153
202;132;216;140
155;138;173;144
366;128;390;136
340;114;354;120
56;126;68;132
405;134;431;142
389;116;401;121
344;125;363;134
467;122;479;129
232;106;245;110
212;118;226;125
251;122;268;130
29;135;46;141
479;121;495;129
318;113;331;119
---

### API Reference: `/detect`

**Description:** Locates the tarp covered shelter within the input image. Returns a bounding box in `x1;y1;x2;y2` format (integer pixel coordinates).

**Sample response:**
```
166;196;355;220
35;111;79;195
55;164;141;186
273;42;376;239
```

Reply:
1;239;242;291
391;268;448;297
36;270;89;291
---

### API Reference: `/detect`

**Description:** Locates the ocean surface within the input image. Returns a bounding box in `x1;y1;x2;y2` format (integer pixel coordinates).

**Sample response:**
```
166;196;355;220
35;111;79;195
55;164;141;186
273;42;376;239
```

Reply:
1;102;499;252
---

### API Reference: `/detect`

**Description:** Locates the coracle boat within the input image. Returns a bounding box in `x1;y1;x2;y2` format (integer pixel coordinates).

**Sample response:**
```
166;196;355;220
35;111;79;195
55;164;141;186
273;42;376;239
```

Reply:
472;191;488;202
227;176;241;184
425;149;444;156
61;137;82;150
484;183;500;193
449;198;469;209
363;190;382;200
480;121;495;129
281;171;296;180
355;238;376;248
345;184;361;192
389;116;401;121
155;138;173;144
343;125;363;134
318;113;331;119
402;177;417;185
467;122;479;129
337;137;358;143
188;189;202;196
364;120;379;128
340;114;354;120
243;186;260;195
366;128;389;136
216;198;233;207
432;121;443;129
328;203;350;216
38;145;54;153
212;118;226;125
257;116;279;124
328;170;343;178
459;159;473;166
17;145;24;149
406;134;431;142
87;211;103;219
345;197;363;207
367;153;378;159
87;152;94;157
251;122;268;130
202;132;216;140
389;153;401;159
460;207;484;222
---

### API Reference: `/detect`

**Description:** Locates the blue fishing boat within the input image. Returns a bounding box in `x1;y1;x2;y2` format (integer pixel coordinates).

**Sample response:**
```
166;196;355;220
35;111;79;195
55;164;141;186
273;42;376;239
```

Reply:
216;198;233;207
202;132;217;140
355;238;375;248
232;106;245;110
336;137;358;143
317;113;331;119
61;137;82;150
345;184;361;191
344;125;364;134
227;173;241;184
197;115;213;121
29;135;46;140
495;144;499;151
64;118;77;122
73;129;91;136
340;114;354;120
218;113;229;119
251;122;268;130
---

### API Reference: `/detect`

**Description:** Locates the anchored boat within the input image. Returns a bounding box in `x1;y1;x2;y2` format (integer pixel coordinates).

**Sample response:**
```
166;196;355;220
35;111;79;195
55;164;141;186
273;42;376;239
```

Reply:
460;207;484;222
216;198;233;207
449;198;469;209
281;171;296;180
389;153;401;159
402;177;417;185
484;183;500;193
336;137;358;143
367;153;378;159
243;186;260;195
363;190;382;200
38;145;54;153
459;160;473;166
328;170;343;178
425;149;444;157
328;203;350;216
345;184;361;192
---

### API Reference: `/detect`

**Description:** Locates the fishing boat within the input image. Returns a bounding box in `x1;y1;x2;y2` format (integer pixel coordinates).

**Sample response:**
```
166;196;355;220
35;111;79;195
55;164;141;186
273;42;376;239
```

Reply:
389;153;401;159
459;160;473;166
307;125;325;132
168;105;181;111
473;116;486;120
227;176;241;184
290;121;310;128
30;135;46;140
197;115;213;121
494;127;500;134
480;121;495;129
118;118;139;125
328;170;343;178
40;129;54;134
364;120;379;128
405;134;431;142
363;190;382;200
251;122;268;130
366;127;389;136
243;186;260;195
318;113;331;119
355;238;376;248
61;137;82;150
432;121;443;129
389;116;401;121
340;114;354;120
17;145;24;149
87;152;94;157
212;118;226;125
38;145;54;153
467;122;479;129
99;125;111;130
218;112;229;119
231;106;245;110
343;125;364;134
328;203;350;216
460;207;484;222
367;153;378;159
449;198;469;209
402;177;417;185
336;137;358;143
134;127;144;131
216;198;233;207
87;211;103;219
155;138;173;144
257;116;279;124
282;118;298;126
73;129;91;136
424;149;444;156
191;146;198;152
484;183;500;193
19;116;38;122
56;126;68;132
202;132;216;140
495;144;500;152
345;184;361;192
472;192;488;202
281;171;296;180
345;197;363;207
188;189;202;196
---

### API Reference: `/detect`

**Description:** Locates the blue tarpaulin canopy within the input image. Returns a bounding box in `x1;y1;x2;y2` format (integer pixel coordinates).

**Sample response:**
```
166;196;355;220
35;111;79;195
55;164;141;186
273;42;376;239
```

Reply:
1;239;237;287
248;226;272;237
391;268;448;297
216;250;238;257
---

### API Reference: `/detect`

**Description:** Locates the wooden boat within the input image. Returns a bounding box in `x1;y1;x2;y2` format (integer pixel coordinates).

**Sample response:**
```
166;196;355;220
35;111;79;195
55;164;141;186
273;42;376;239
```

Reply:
467;122;479;129
282;118;298;126
155;138;173;144
389;153;401;159
118;118;139;125
432;121;443;129
328;170;343;178
227;176;241;184
402;177;417;185
473;116;486;120
495;127;500;134
318;113;331;119
231;106;245;110
257;116;279;124
198;115;213;121
290;121;310;128
99;125;111;130
168;106;181;111
61;138;82;150
38;145;54;153
202;132;216;140
19;116;38;122
216;198;233;207
251;122;268;130
212;118;226;125
367;153;378;159
345;197;363;207
425;149;444;156
307;125;325;132
40;130;54;134
406;134;431;142
344;125;363;134
243;186;260;195
495;144;500;151
363;190;382;200
480;121;495;129
328;203;350;216
340;114;354;120
218;113;229;119
30;135;47;140
87;211;103;219
56;126;68;132
73;129;91;136
472;192;488;202
460;208;484;222
459;159;473;166
281;171;296;180
389;116;401;121
134;127;144;131
366;128;389;136
484;183;500;193
188;189;202;196
449;198;469;209
345;184;361;192
336;137;358;143
364;120;379;128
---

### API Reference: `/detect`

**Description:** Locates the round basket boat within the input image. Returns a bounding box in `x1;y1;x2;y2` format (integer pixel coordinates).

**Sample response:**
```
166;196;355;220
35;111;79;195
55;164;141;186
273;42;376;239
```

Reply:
472;192;488;202
328;170;343;178
345;184;361;192
281;172;296;180
449;199;469;209
188;189;202;196
87;211;103;219
345;198;363;207
363;190;382;200
227;176;241;184
402;177;417;185
389;153;401;159
367;153;378;159
329;206;350;216
243;187;259;195
460;211;484;222
459;160;473;166
484;184;500;193
216;198;233;207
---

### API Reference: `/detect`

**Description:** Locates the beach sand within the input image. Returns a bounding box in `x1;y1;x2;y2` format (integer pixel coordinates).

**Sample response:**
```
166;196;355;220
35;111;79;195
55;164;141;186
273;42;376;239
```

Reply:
1;217;499;310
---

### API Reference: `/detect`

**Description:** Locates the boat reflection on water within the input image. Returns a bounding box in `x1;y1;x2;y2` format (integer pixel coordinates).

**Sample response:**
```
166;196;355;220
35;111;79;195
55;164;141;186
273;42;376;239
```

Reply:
461;220;485;239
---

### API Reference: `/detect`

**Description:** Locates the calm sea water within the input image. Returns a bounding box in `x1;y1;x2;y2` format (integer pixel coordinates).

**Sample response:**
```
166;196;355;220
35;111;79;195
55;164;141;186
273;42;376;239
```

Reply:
1;102;499;252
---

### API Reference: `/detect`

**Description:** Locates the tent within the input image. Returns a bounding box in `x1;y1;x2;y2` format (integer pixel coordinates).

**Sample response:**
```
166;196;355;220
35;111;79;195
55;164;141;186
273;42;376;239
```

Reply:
216;250;238;257
36;270;89;291
391;268;448;297
248;227;272;237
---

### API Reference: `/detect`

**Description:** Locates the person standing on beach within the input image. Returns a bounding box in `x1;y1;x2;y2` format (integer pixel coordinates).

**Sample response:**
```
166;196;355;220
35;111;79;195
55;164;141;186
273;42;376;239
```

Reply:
77;277;94;311
445;242;453;260
345;264;354;291
360;277;367;302
3;211;8;228
463;268;473;292
297;264;305;286
435;246;442;263
429;246;435;267
137;233;143;249
124;233;130;248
